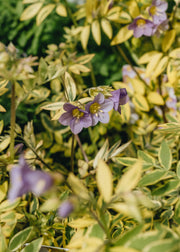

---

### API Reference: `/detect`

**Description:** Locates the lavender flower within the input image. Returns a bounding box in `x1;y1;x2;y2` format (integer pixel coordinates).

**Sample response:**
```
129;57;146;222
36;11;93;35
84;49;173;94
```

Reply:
8;156;53;202
149;0;168;25
109;88;129;114
152;19;169;36
59;103;92;134
128;17;154;38
85;93;113;126
58;200;74;218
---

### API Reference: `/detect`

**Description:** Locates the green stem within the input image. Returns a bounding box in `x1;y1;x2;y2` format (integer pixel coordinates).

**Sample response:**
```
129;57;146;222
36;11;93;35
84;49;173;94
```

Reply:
10;81;16;162
71;134;75;172
90;208;111;240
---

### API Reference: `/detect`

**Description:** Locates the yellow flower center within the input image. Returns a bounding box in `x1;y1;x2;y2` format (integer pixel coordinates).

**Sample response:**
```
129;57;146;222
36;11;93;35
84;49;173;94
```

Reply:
89;102;100;114
136;19;146;27
72;108;84;118
149;6;157;15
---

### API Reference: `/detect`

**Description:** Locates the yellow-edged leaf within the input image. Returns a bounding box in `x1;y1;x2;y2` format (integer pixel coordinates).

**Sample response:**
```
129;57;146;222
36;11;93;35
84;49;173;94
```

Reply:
96;159;113;202
0;182;8;203
158;140;172;170
162;29;176;52
152;56;169;78
67;173;89;200
92;20;101;45
41;102;64;111
93;139;109;168
147;92;164;105
115;161;142;194
167;61;178;84
36;4;55;25
69;64;90;74
23;0;39;3
119;103;131;123
110;247;139;252
127;0;140;18
68;216;96;228
145;52;163;77
111;25;133;45
64;72;76;101
138;51;159;64
132;94;149;112
0;120;3;135
130;78;145;95
56;4;67;17
101;18;113;39
169;47;180;59
0;105;6;112
81;25;90;50
20;3;43;21
0;136;10;152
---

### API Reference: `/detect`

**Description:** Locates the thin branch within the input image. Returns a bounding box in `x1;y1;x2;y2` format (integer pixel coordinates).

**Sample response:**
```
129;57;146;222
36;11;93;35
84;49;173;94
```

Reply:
75;134;89;163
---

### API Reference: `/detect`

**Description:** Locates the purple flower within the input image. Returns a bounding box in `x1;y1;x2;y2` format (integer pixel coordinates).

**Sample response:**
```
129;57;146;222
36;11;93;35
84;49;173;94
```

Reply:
128;17;154;38
59;103;92;134
152;19;169;37
149;0;168;25
8;156;53;202
109;88;129;114
58;200;74;218
85;93;113;126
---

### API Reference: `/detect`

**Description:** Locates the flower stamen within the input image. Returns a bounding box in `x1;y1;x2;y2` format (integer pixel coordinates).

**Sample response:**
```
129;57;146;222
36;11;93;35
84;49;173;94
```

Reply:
72;108;84;118
89;102;101;114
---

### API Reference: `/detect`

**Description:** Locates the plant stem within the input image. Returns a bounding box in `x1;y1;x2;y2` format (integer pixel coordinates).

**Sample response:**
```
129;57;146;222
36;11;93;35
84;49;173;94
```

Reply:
71;134;75;172
90;208;111;240
10;81;16;163
116;45;148;86
75;134;89;163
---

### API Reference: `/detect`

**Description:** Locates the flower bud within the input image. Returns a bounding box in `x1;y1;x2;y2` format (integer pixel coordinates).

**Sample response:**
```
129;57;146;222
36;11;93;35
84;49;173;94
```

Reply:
58;200;74;218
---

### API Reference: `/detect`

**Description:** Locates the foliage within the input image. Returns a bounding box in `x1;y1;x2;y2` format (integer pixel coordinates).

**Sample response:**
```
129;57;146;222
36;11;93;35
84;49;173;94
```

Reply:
0;0;180;251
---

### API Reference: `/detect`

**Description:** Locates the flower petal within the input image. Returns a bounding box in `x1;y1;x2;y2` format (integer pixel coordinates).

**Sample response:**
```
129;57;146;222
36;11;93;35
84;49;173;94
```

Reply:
94;93;104;104
70;118;83;134
98;112;110;124
91;114;99;126
119;88;129;105
63;103;76;111
59;112;72;126
100;99;113;112
80;115;92;128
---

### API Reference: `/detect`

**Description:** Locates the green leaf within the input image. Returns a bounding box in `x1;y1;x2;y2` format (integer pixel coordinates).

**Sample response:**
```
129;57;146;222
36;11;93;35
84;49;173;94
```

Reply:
176;161;180;179
21;237;43;252
96;159;113;202
127;230;162;250
114;157;137;166
9;226;33;251
143;239;179;252
152;179;180;196
0;199;20;213
89;224;105;239
115;224;143;246
138;170;167;187
158;140;172;170
0;227;7;252
36;4;55;26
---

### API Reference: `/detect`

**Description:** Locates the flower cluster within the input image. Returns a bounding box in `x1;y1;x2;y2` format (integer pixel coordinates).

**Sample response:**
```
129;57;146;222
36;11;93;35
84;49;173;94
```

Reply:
128;0;168;38
59;88;129;134
8;156;53;202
